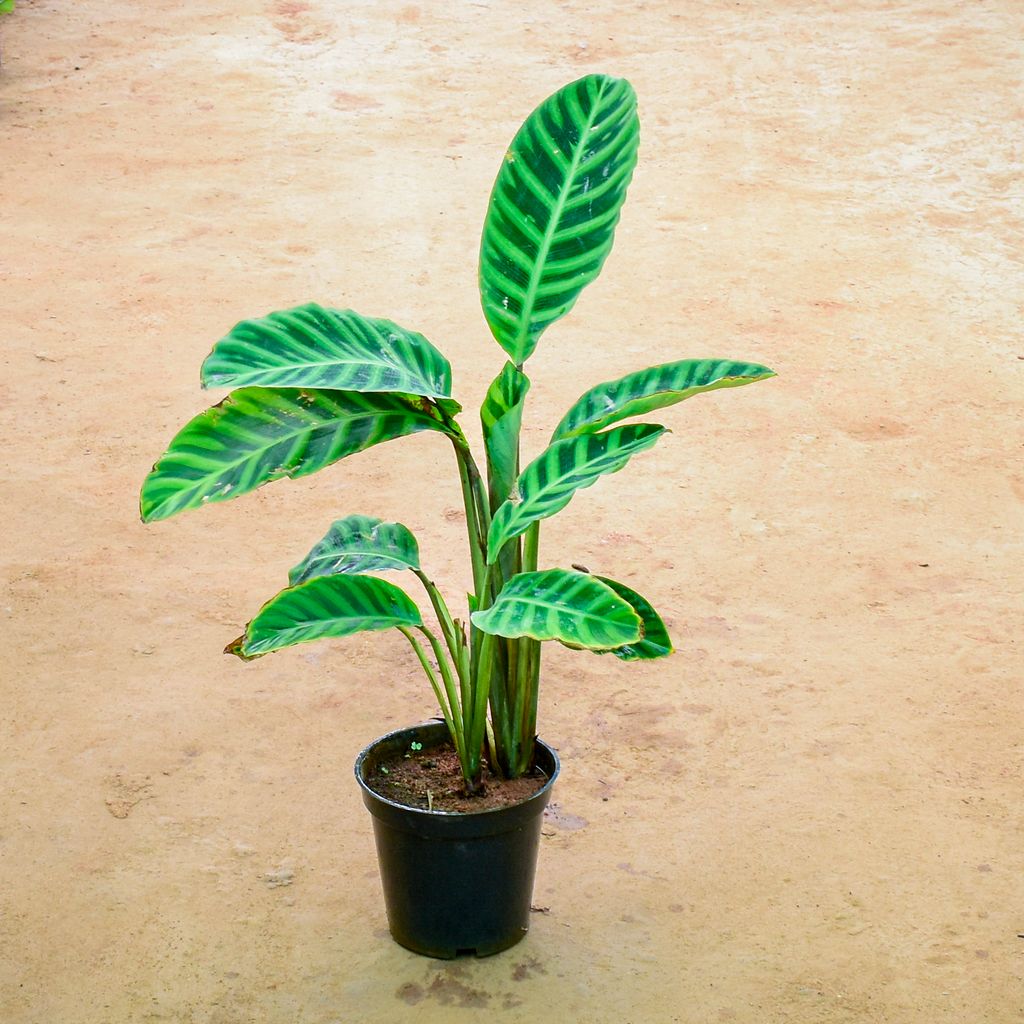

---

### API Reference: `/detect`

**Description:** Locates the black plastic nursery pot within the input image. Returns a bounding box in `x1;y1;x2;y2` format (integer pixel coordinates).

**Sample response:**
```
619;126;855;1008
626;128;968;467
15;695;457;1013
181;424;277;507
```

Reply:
354;722;560;959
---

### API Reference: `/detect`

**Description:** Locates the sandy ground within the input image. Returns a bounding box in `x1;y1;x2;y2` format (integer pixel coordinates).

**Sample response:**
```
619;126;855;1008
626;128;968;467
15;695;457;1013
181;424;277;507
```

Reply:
2;1;1022;1021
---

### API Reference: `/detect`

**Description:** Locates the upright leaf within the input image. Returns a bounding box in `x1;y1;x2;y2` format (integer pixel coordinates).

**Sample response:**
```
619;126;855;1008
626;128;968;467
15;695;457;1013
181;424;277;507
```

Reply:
228;574;422;659
289;515;421;585
592;577;673;660
480;362;531;514
486;423;665;562
200;304;453;398
140;388;453;522
471;569;641;649
480;74;639;364
553;359;775;440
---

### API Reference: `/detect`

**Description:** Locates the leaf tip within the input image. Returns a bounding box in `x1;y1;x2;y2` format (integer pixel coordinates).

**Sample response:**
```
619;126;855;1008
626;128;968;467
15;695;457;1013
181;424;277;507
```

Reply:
225;634;261;661
138;485;165;524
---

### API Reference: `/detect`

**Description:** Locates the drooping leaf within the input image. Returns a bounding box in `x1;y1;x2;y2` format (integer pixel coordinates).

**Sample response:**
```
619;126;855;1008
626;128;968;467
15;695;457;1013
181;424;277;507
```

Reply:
471;569;641;649
552;359;776;440
479;74;640;364
288;515;421;585
486;423;665;562
228;574;423;659
592;577;673;660
433;397;464;419
480;361;531;514
140;388;453;522
199;304;453;398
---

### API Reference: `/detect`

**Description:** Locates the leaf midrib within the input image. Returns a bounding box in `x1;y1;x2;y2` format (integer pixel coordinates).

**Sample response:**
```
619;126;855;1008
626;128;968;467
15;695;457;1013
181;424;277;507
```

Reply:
156;394;437;504
207;354;440;389
493;592;637;632
516;78;610;362
246;616;404;653
306;551;407;569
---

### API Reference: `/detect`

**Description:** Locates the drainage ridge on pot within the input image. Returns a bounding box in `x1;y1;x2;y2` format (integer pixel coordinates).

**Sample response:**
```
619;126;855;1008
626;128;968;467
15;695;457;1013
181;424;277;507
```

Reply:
355;722;560;959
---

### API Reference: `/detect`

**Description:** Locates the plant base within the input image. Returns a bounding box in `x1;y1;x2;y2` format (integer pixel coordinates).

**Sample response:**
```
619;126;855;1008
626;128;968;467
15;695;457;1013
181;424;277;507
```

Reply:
355;721;560;959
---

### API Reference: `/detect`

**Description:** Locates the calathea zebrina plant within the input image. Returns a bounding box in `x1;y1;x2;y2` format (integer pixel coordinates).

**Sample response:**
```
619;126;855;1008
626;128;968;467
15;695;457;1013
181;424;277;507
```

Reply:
140;74;774;794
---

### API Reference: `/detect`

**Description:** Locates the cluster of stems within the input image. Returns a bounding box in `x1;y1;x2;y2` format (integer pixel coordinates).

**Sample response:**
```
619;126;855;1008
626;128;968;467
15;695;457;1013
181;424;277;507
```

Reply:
397;401;540;793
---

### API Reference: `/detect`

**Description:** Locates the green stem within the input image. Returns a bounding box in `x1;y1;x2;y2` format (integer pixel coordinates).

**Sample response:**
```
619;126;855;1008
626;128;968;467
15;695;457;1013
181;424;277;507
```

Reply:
485;717;504;780
455;618;472;720
522;521;539;573
486;639;512;765
413;569;468;709
398;626;463;764
438;406;490;602
468;628;497;774
455;452;487;601
470;558;501;677
511;522;542;775
419;625;464;743
447;436;493;787
464;448;492;536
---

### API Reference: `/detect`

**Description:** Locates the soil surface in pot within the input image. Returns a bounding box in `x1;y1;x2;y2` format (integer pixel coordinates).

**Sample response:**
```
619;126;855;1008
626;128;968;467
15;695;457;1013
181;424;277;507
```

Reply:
366;741;547;812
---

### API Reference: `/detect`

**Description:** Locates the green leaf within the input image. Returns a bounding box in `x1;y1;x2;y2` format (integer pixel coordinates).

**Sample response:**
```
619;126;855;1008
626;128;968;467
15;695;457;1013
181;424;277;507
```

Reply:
486;423;665;562
592;577;673;660
0;1;14;13
479;74;639;364
228;574;422;659
289;515;421;585
553;359;775;440
200;304;453;398
471;569;641;648
480;361;531;514
140;388;453;522
433;397;464;419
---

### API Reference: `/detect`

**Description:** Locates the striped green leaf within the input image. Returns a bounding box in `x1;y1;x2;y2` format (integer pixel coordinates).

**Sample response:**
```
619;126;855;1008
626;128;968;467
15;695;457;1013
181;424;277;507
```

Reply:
289;515;420;585
227;574;422;659
553;359;776;440
471;569;641;648
593;577;673;660
480;74;639;364
140;388;453;522
480;362;531;514
200;304;453;398
486;423;666;563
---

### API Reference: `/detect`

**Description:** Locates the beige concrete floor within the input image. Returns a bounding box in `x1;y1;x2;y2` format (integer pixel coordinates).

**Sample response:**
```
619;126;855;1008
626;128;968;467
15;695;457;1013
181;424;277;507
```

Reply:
2;1;1022;1021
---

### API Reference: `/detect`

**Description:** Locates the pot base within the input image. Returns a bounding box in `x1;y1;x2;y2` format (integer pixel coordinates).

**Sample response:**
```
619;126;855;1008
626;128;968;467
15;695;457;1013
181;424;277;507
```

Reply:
355;722;560;959
394;926;528;960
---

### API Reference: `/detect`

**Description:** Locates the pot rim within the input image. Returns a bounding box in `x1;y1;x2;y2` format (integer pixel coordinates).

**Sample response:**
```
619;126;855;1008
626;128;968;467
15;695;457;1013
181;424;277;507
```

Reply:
354;720;560;820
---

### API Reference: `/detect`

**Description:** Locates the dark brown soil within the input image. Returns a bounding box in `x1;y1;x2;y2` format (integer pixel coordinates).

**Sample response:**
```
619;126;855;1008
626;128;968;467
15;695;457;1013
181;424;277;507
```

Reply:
365;741;548;812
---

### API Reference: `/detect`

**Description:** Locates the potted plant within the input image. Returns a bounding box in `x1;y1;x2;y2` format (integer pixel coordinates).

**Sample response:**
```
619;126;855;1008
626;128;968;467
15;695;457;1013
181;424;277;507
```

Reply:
140;73;774;958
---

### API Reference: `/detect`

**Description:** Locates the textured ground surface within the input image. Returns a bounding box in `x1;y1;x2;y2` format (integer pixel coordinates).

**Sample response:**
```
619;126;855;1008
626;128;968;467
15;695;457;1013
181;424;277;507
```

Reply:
2;1;1022;1021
